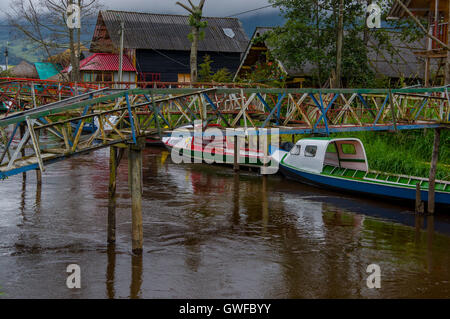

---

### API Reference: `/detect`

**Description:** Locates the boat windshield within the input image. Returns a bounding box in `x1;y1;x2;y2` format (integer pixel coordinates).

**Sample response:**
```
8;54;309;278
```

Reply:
323;140;368;172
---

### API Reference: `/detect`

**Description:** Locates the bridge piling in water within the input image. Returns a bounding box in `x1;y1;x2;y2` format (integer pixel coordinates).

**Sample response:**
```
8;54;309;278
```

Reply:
0;82;449;247
233;135;239;172
415;184;424;214
108;146;118;244
36;170;42;186
428;128;441;214
128;138;145;255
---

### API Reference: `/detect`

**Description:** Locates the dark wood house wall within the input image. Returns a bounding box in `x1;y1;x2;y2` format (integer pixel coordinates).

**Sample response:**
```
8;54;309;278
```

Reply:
136;50;242;82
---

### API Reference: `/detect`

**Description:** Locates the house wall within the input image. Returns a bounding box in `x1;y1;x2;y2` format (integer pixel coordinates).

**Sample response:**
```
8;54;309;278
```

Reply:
113;71;137;83
136;49;242;82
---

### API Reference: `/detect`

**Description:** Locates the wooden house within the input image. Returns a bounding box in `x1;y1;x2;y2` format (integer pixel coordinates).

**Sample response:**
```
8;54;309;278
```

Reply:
234;27;434;87
90;10;249;83
389;0;449;85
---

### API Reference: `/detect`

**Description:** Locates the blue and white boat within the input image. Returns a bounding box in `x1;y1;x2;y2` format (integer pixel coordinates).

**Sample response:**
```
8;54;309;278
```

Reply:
272;137;450;206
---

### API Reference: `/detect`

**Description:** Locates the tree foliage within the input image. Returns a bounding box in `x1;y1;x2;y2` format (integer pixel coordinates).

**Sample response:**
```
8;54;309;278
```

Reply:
7;0;101;81
236;50;287;87
265;0;425;87
176;0;207;83
198;55;232;83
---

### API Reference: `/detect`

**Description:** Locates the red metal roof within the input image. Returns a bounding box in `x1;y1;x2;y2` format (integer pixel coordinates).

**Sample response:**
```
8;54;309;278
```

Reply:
78;53;136;72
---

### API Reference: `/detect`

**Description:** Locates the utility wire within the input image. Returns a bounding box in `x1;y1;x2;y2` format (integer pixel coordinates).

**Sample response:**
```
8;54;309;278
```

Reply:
226;4;274;18
0;4;277;26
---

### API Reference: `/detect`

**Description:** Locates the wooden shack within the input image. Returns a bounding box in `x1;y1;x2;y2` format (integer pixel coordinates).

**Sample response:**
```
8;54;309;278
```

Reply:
90;10;249;83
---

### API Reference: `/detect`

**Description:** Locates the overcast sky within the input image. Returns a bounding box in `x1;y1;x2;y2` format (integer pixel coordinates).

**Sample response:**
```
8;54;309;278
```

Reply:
0;0;277;18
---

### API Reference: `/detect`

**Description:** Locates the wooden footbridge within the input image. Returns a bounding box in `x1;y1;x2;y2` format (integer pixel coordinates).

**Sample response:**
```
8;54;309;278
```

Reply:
1;78;449;253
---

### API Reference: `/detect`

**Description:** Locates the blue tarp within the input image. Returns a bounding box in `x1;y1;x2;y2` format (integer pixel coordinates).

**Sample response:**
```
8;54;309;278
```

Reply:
34;62;62;80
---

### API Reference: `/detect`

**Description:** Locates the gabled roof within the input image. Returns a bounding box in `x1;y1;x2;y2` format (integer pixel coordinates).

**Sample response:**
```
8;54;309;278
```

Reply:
10;61;39;79
388;0;432;19
91;10;249;53
79;53;136;72
62;53;136;73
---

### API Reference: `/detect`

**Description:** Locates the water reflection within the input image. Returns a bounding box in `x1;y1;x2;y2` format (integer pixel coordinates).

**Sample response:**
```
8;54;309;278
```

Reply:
106;244;116;299
20;173;27;224
262;176;269;231
1;147;450;298
35;172;41;215
232;174;240;226
427;216;434;274
130;253;143;299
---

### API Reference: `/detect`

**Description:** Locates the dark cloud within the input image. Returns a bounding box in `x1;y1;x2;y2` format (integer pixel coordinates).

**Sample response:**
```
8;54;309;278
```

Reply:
0;0;276;18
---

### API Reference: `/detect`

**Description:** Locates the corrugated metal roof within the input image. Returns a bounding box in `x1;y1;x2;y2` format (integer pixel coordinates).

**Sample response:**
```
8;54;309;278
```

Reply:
79;53;136;72
99;10;249;53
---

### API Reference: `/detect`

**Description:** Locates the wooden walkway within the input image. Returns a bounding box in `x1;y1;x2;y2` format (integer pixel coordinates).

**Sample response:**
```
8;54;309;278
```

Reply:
1;84;449;179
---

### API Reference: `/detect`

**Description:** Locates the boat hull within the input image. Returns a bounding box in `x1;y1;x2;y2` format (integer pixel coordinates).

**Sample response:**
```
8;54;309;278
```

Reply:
280;164;450;206
164;144;268;167
162;136;272;168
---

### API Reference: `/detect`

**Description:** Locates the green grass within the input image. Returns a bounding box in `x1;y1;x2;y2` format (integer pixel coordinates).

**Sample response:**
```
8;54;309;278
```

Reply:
7;41;44;64
284;130;450;180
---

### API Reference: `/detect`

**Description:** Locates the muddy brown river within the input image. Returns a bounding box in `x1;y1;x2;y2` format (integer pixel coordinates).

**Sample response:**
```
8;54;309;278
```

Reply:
0;147;449;298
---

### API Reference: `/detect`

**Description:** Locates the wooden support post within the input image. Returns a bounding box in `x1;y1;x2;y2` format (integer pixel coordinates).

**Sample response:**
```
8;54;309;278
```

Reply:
415;183;424;214
19;123;26;178
233;134;239;172
108;146;118;244
389;89;397;132
36;169;42;186
425;58;430;87
428;128;441;214
31;82;37;109
19;123;25;158
26;117;44;173
128;138;145;254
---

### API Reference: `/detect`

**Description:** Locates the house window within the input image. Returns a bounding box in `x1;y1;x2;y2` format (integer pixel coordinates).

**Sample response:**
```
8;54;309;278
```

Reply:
290;145;301;155
83;72;93;82
178;73;191;83
93;72;102;82
103;72;113;82
305;145;317;157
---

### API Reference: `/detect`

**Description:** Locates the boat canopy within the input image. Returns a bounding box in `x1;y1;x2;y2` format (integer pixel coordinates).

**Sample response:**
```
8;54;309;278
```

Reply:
283;138;369;174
